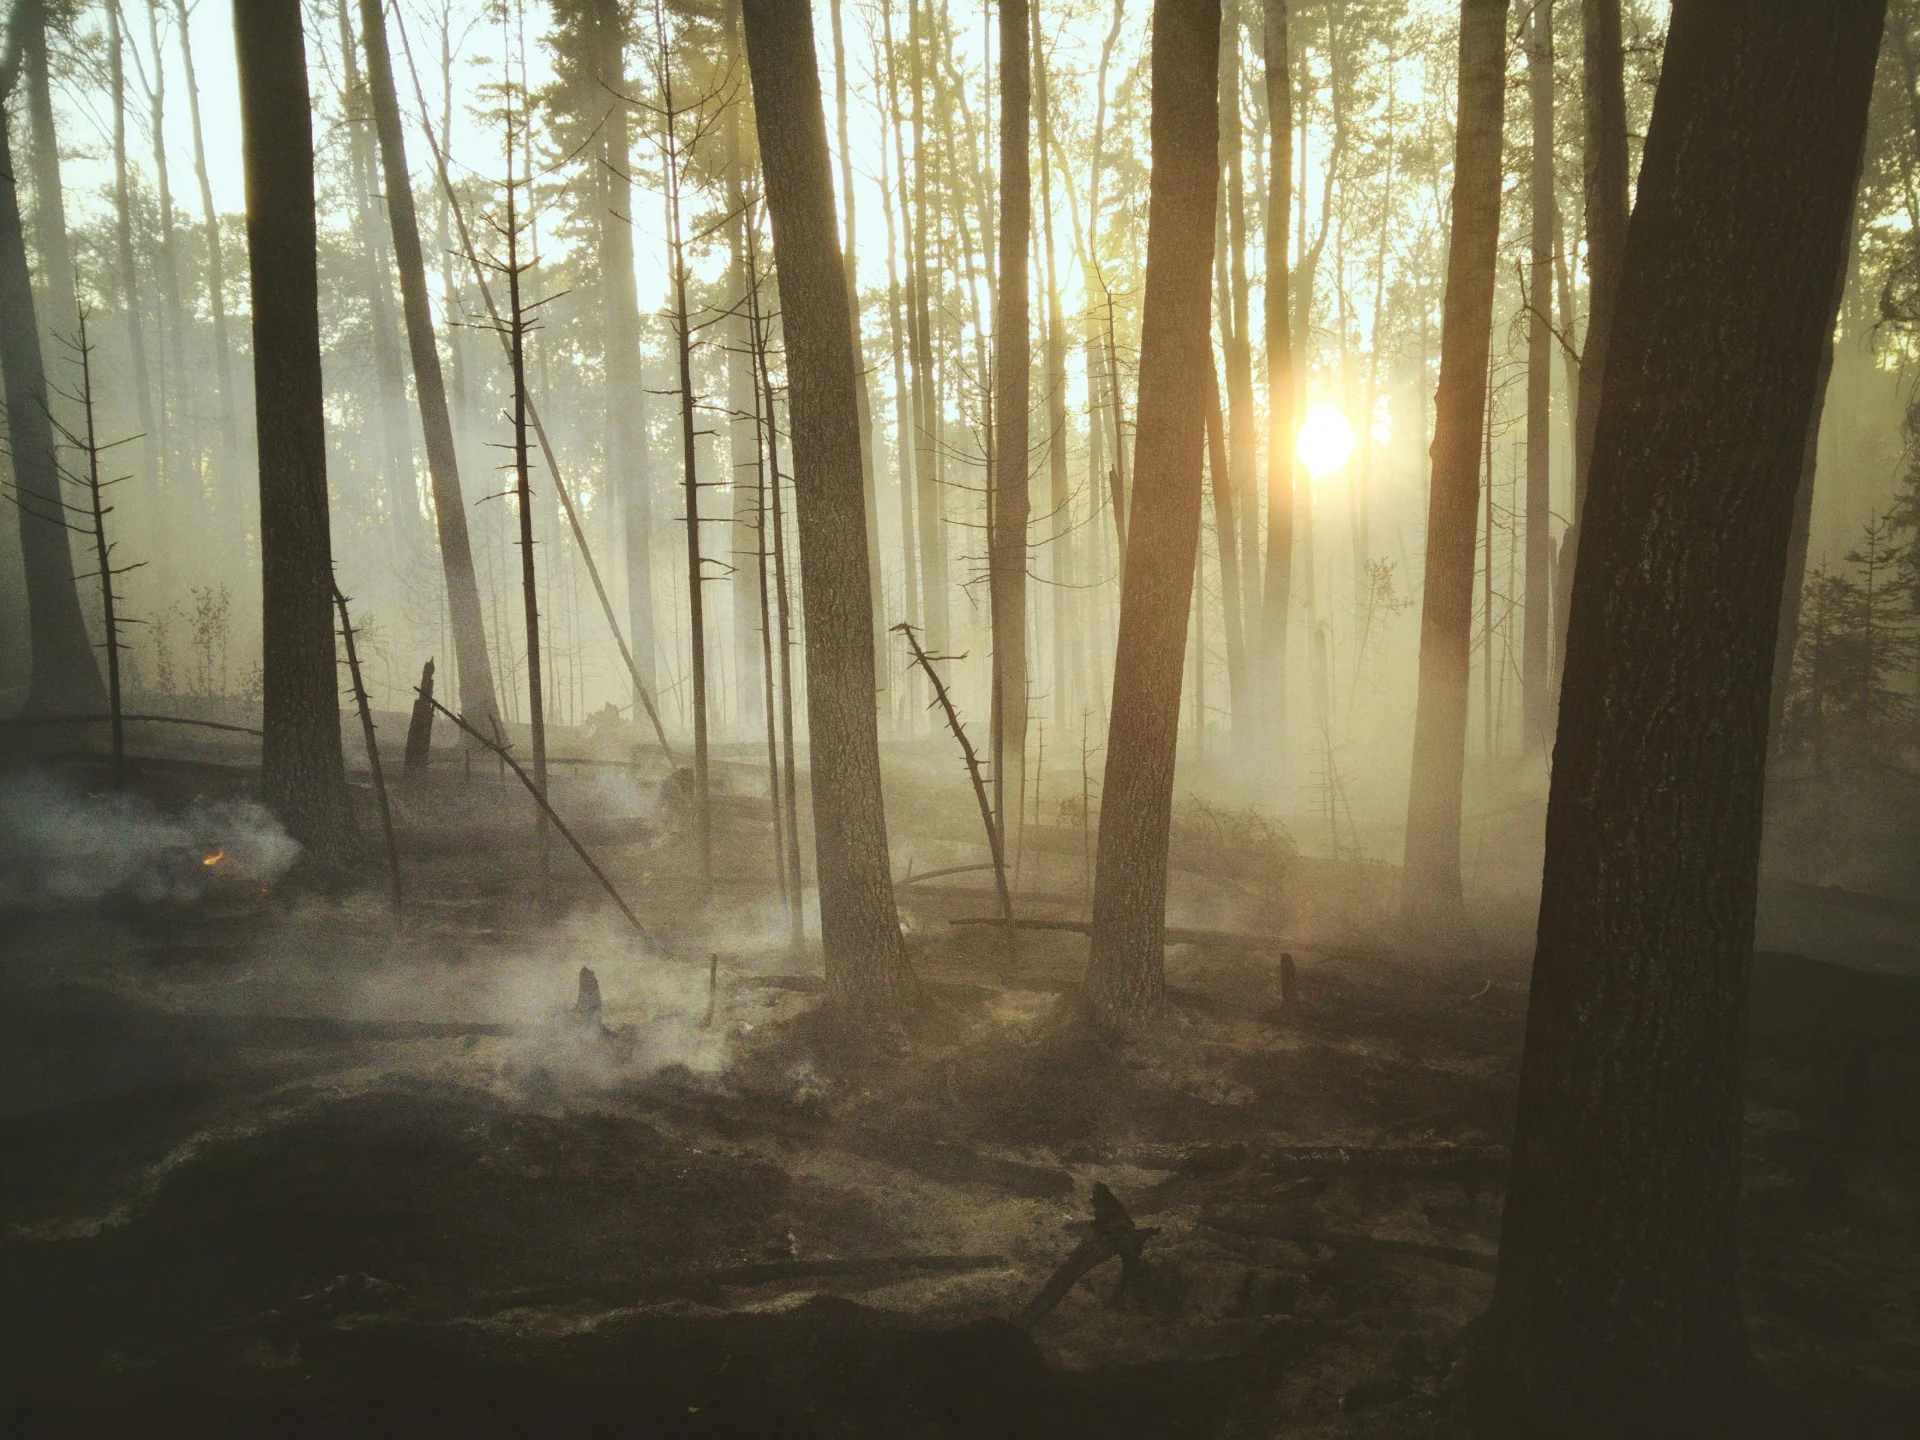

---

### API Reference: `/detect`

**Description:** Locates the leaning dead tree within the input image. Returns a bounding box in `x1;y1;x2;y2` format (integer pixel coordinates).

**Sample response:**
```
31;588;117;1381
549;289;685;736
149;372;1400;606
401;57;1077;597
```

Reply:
896;623;1016;958
387;2;676;763
333;589;402;915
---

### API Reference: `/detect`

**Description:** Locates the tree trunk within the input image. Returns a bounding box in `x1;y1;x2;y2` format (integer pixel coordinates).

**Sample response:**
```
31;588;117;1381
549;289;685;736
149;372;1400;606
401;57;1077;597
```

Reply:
1083;0;1219;1023
1399;0;1507;935
741;0;915;1012
1479;5;1884;1432
0;29;103;716
1522;1;1555;755
1553;0;1629;680
175;0;235;451
1259;0;1292;749
358;0;499;736
725;0;765;735
107;2;159;535
907;0;946;654
990;0;1031;856
1035;14;1074;726
234;0;352;858
828;0;886;716
20;2;75;354
1221;0;1259;673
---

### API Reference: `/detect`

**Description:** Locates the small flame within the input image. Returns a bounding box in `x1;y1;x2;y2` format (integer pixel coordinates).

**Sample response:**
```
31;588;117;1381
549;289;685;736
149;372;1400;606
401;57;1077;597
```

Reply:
202;848;227;868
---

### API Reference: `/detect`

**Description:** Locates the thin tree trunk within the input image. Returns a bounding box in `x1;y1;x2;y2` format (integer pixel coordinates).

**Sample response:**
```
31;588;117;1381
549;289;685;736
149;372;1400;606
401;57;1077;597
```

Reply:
1084;0;1219;1023
1260;0;1292;748
878;8;919;658
1035;13;1074;725
107;3;158;524
1399;0;1508;935
0;6;102;715
1208;359;1247;706
234;0;352;858
1522;3;1556;756
991;0;1031;859
907;0;946;653
174;0;234;450
741;0;915;1011
358;0;499;736
723;0;764;735
1479;5;1883;1430
1553;0;1629;678
141;0;187;498
1221;0;1259;661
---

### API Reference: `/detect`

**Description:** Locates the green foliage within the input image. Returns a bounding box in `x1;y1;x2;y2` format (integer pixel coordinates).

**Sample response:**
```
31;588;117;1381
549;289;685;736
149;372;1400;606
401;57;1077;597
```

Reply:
1783;514;1915;758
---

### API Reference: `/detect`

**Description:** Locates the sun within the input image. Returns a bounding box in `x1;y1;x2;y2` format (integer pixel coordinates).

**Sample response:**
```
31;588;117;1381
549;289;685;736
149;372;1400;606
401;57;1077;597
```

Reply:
1296;403;1357;481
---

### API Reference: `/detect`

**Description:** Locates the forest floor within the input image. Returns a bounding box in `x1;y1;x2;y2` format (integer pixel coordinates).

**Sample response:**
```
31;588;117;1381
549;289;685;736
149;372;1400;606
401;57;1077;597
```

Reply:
1;731;1918;1437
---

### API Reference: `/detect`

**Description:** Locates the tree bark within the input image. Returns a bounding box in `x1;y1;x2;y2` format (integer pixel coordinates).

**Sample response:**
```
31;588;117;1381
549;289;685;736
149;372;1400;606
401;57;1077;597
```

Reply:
234;0;352;858
358;0;499;736
990;0;1031;856
0;6;103;716
175;0;235;452
1259;0;1292;749
1083;0;1219;1023
1399;0;1508;934
1479;5;1885;1433
741;0;915;1012
1523;1;1555;755
1221;0;1259;673
107;2;158;522
20;2;74;353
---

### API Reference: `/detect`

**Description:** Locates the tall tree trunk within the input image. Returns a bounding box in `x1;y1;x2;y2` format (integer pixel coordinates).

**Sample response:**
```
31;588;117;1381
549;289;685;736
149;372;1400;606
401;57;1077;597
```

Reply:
335;0;414;548
1522;1;1555;755
175;0;234;451
1553;0;1629;678
741;0;915;1012
1399;0;1508;935
234;0;353;857
0;7;103;716
878;0;919;655
1036;11;1074;725
907;0;946;654
142;0;188;498
1084;0;1219;1023
828;0;886;716
107;3;158;528
1220;0;1259;672
20;2;74;351
1479;5;1883;1431
725;0;764;733
990;0;1031;853
358;0;499;733
1259;0;1292;750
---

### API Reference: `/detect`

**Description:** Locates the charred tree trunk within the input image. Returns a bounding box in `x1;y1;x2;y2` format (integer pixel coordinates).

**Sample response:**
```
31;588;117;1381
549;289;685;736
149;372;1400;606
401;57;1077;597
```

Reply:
1083;0;1219;1022
358;0;500;736
1259;0;1292;749
990;0;1031;859
1478;6;1884;1433
234;0;353;858
1553;0;1630;679
1035;16;1074;725
1522;1;1555;755
1399;0;1507;936
1221;0;1258;679
741;0;915;1011
0;13;103;716
107;4;158;538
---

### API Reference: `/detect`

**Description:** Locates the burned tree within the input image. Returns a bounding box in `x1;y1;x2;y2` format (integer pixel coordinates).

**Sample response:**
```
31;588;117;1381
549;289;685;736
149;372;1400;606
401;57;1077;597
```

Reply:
1399;0;1508;936
740;0;915;1011
1476;4;1886;1432
1083;0;1220;1022
233;0;353;858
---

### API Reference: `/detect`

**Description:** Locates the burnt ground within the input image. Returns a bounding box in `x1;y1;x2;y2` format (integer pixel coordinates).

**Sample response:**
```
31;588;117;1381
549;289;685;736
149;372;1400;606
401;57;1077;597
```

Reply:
2;736;1918;1437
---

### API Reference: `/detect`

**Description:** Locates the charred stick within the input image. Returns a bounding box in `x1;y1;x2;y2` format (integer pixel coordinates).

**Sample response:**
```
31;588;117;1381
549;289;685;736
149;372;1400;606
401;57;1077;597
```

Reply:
335;589;402;915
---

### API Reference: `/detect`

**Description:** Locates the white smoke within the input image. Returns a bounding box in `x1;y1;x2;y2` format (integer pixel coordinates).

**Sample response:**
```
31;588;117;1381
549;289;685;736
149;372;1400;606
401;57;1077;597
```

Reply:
0;772;301;907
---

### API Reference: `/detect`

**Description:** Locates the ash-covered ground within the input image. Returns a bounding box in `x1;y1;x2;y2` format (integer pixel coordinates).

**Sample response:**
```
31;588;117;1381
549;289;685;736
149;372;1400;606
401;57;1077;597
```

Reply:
2;729;1917;1438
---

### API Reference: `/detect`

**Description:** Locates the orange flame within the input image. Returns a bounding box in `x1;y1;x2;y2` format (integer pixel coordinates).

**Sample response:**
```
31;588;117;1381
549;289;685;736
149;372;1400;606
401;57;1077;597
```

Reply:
202;848;227;869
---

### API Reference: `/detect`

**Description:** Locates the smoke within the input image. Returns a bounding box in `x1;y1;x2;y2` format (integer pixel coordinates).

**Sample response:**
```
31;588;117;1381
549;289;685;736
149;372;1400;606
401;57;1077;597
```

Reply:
0;772;301;908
